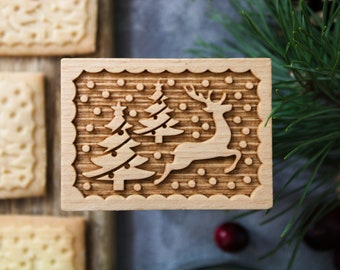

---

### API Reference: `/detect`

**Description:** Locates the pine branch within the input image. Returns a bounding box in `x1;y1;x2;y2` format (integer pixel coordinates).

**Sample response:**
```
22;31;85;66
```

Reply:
190;0;340;269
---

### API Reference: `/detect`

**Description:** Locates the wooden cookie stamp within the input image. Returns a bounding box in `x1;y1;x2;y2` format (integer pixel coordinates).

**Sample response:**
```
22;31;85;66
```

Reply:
61;58;272;210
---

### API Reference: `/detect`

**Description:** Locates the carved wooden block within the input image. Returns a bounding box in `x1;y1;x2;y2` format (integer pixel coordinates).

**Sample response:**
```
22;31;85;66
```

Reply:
0;215;85;269
61;59;272;210
0;73;46;199
0;0;97;56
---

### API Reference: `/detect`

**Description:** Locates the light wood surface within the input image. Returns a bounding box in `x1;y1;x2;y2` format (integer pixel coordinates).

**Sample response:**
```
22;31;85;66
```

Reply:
0;1;115;269
61;58;272;210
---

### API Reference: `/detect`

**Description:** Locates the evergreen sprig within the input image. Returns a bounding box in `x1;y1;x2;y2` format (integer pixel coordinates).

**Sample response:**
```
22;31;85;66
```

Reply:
189;0;340;268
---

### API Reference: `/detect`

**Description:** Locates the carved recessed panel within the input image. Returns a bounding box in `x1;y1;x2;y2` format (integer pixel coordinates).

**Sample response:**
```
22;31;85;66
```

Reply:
61;59;272;210
0;216;85;270
0;0;97;55
0;73;46;198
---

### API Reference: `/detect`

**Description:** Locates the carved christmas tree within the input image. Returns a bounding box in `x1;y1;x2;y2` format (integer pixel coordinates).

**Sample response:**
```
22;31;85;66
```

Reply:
82;102;155;191
134;81;183;143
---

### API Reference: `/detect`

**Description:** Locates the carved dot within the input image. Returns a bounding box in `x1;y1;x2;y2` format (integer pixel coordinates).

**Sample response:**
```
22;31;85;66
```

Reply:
20;262;26;267
19;175;25;181
153;152;162;160
82;145;90;152
201;122;210;130
192;131;200;139
22;247;28;254
80;95;88;103
243;104;252;111
191;115;199;123
134;184;142;191
21;101;27;107
108;172;114;178
171;181;179;190
124;163;130;169
239;141;247;148
242;127;250;135
14;89;20;95
245;157;253;165
167;79;175;86
225;76;233;84
201;79;210;87
29;233;35;239
93;107;101;115
197;168;206;176
50;259;56;265
86;80;95;89
243;176;252;184
209;177;217;185
118;130;124;135
1;97;7;104
30;33;37;39
117;79;125;86
129;110;137;117
9;112;15;118
188;180;196;188
125;94;133;102
136;83;144;91
16;126;23;133
13;236;19;243
13;5;19;11
234;92;243;99
83;182;91;190
102;91;110;98
85;124;94;132
42;244;47;250
227;181;236;189
245;82;254;89
233;116;242;124
179;103;187;111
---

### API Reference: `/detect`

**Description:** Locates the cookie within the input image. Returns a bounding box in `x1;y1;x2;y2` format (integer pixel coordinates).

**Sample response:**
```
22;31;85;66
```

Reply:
0;0;97;56
0;215;85;270
61;58;272;210
0;73;46;198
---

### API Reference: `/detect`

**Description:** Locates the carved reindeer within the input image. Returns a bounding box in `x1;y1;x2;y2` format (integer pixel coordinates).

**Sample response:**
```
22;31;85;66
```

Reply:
154;84;242;185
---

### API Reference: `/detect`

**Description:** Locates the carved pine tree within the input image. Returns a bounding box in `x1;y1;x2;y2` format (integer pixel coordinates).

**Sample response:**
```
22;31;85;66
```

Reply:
134;81;183;143
82;102;155;191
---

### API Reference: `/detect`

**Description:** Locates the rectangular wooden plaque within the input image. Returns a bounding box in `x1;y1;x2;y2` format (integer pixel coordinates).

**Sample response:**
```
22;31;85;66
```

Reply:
61;58;272;210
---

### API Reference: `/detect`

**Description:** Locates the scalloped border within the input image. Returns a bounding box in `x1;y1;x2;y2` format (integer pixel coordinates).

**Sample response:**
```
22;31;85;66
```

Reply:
61;58;272;210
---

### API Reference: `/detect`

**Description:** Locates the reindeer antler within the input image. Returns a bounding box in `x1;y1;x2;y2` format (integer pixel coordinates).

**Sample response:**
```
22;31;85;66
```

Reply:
184;84;227;105
184;84;208;103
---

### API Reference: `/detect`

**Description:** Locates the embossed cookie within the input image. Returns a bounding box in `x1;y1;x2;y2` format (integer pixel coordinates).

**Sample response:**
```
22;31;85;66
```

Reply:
0;73;46;198
0;0;97;56
0;216;85;270
61;58;272;210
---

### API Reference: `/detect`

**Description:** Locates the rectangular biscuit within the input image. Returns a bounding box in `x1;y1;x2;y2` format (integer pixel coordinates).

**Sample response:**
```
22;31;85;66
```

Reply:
0;0;97;56
61;58;272;210
0;73;46;198
0;215;85;270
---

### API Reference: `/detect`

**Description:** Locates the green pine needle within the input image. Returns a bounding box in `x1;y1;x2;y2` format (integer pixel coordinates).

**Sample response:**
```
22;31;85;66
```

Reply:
190;0;340;269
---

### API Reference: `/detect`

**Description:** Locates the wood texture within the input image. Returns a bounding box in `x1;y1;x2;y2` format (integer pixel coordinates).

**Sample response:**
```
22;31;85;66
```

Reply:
61;58;272;210
0;1;115;269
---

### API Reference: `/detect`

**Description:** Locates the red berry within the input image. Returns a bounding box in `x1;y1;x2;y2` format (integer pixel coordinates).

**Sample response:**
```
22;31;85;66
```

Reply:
304;206;340;251
334;249;340;270
214;222;249;252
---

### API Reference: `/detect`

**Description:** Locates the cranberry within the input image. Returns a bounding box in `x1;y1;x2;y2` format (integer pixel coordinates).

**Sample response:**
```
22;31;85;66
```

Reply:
214;222;249;252
304;206;340;251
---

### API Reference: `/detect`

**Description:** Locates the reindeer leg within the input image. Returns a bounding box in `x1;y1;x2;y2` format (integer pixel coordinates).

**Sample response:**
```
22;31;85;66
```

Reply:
154;164;172;185
224;150;241;174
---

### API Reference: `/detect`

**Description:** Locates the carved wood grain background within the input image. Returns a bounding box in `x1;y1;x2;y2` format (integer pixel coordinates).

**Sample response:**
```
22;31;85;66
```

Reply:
0;1;116;269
